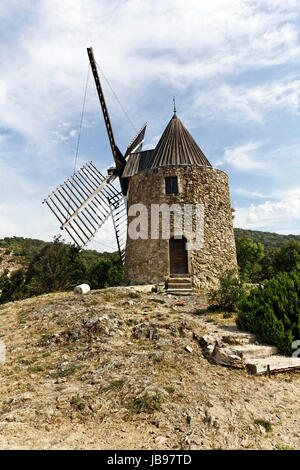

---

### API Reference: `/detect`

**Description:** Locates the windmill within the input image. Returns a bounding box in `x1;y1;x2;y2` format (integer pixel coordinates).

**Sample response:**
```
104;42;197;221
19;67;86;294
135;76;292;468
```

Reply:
44;48;238;292
43;47;146;262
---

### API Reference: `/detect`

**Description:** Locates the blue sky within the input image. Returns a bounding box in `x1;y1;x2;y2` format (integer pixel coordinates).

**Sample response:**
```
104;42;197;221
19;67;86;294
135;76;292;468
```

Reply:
0;0;300;252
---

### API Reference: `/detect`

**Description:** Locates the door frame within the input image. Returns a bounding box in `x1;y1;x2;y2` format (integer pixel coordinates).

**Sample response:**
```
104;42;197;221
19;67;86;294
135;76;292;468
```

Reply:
169;236;190;275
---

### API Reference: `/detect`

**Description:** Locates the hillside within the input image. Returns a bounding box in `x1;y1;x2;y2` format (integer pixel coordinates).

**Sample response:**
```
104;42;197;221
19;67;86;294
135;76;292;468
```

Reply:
234;228;300;251
1;228;299;274
0;287;299;450
0;237;117;276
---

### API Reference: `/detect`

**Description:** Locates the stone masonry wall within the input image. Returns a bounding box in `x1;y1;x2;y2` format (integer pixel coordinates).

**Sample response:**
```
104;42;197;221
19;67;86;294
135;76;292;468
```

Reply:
124;165;237;290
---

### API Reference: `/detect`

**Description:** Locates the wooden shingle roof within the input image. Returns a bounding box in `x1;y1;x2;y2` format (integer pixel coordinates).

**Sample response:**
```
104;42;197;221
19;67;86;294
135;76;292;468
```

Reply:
123;114;211;178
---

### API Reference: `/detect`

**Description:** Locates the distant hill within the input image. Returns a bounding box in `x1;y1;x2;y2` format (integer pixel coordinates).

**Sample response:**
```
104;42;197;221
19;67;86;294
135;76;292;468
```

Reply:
234;228;300;251
0;228;299;275
0;236;116;275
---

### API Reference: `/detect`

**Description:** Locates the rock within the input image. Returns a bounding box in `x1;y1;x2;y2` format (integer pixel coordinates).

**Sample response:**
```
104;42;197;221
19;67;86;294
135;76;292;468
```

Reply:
132;322;159;340
74;284;90;295
154;282;165;293
154;436;167;445
213;345;244;368
185;345;193;353
199;335;217;352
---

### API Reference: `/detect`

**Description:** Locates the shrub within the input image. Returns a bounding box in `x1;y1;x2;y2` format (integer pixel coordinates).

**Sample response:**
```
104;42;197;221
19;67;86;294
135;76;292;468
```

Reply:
86;253;124;289
208;269;247;312
236;271;300;356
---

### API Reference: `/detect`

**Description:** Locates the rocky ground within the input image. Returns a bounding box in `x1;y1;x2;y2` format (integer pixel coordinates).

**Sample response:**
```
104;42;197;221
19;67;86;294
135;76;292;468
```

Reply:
0;286;299;450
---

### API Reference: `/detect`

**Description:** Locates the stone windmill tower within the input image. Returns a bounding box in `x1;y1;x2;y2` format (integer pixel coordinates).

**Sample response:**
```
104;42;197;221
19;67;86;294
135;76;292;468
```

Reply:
44;48;237;294
123;108;237;293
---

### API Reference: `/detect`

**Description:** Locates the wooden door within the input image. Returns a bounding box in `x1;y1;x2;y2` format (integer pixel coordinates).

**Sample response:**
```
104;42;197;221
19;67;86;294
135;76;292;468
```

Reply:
169;238;188;274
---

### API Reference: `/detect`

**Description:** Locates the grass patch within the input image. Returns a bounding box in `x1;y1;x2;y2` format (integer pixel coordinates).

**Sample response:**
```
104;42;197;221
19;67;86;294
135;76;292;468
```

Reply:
153;355;163;363
151;298;166;304
127;292;141;299
275;444;294;450
38;333;52;345
254;418;272;433
109;379;124;390
70;395;85;411
56;364;77;378
42;351;51;358
166;386;175;394
127;393;162;414
223;312;233;319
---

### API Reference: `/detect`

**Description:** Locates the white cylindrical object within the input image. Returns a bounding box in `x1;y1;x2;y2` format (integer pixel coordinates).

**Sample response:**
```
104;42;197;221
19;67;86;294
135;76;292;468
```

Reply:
74;284;90;295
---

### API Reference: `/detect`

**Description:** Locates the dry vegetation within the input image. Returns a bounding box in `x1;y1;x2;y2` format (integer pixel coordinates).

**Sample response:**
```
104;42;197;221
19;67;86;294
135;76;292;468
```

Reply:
0;287;299;450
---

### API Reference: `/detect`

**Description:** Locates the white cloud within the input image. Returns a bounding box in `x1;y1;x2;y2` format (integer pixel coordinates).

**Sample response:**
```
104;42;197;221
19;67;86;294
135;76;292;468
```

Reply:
192;79;300;124
1;0;300;243
224;142;265;170
233;188;268;199
234;188;300;232
0;81;5;104
1;0;300;144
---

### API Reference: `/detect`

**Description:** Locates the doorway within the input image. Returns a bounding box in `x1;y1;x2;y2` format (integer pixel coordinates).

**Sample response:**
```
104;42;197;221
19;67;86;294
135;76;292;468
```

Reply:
169;237;188;274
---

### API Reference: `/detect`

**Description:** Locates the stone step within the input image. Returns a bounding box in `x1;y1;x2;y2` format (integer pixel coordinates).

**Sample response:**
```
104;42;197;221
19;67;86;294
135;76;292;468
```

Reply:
219;327;257;345
168;278;192;284
246;356;300;375
167;288;193;296
167;283;192;290
233;344;278;360
169;274;191;278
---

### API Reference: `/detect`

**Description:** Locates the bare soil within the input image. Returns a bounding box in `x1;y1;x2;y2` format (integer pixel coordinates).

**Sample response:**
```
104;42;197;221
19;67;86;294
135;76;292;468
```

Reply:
0;287;299;450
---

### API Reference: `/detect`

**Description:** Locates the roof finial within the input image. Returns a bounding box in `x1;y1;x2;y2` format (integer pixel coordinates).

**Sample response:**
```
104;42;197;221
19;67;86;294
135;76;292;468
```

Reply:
173;96;176;116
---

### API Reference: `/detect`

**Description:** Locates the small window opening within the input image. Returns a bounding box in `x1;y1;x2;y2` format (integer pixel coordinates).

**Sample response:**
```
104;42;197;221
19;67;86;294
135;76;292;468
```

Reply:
165;177;178;195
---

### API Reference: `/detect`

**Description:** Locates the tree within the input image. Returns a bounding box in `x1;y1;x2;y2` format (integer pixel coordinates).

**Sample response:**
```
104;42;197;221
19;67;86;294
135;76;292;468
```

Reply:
236;237;264;282
25;236;86;295
208;269;247;312
86;253;124;289
0;269;28;304
272;239;300;274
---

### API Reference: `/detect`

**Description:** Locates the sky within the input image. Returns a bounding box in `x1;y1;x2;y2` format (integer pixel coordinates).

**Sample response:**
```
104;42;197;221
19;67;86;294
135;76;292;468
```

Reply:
0;0;300;253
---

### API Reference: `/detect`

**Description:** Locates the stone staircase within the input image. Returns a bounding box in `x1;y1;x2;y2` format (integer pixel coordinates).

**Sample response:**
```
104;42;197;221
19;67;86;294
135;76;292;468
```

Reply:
197;326;300;375
166;275;193;295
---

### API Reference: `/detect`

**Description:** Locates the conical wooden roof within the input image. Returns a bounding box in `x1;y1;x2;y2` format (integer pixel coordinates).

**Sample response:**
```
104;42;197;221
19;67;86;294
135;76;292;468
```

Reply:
123;114;212;177
151;114;211;168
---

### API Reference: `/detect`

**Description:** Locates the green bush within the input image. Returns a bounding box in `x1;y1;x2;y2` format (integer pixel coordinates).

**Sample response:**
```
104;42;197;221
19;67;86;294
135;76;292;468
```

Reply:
86;253;124;289
236;237;264;282
208;269;247;312
236;271;300;356
0;269;28;304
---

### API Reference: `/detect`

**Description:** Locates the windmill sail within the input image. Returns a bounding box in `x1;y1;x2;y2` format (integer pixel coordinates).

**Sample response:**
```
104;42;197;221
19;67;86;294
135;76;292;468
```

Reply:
125;123;147;157
43;161;124;250
108;195;127;262
44;47;146;262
